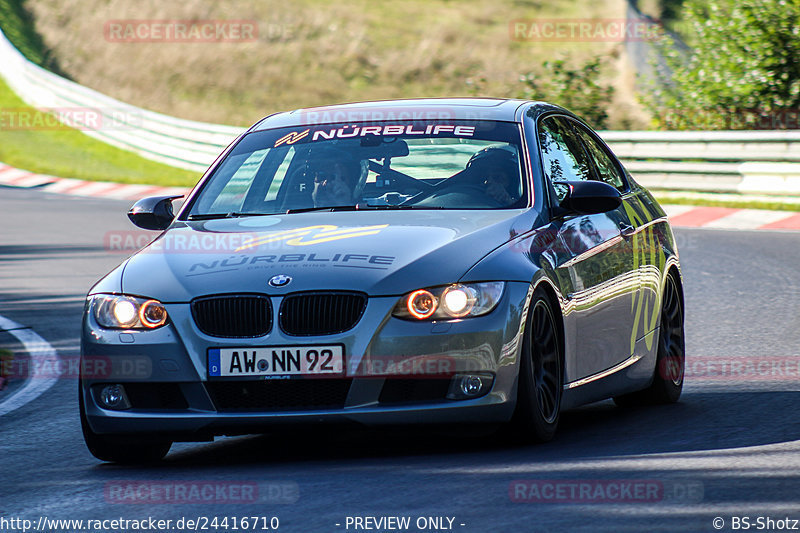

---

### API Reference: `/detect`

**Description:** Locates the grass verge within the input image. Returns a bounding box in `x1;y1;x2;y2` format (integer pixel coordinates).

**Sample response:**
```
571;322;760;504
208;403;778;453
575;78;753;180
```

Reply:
0;0;200;185
0;77;201;185
0;0;60;72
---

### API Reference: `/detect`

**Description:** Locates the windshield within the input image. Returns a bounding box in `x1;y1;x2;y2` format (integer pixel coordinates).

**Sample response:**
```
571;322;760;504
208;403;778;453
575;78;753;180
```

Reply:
186;120;527;218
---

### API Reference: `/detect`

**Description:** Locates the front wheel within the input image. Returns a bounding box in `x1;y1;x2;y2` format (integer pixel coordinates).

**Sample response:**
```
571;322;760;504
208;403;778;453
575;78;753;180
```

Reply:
79;382;172;463
512;289;563;442
614;272;685;406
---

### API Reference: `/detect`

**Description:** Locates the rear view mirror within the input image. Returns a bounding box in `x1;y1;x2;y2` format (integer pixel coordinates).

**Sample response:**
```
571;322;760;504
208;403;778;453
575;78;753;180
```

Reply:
558;181;621;215
127;195;183;230
358;137;410;159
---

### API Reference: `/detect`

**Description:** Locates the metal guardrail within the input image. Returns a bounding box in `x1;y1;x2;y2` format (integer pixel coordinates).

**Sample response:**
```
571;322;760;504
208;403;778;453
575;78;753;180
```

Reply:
1;27;799;194
0;28;242;172
601;131;800;195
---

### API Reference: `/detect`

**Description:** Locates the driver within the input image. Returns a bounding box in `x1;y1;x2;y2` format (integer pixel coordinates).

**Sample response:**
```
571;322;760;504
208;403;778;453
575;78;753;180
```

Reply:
307;148;365;207
465;147;521;206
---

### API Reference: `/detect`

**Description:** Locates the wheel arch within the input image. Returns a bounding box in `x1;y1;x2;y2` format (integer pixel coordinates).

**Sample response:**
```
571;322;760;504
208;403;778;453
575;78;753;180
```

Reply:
531;276;566;377
662;258;684;323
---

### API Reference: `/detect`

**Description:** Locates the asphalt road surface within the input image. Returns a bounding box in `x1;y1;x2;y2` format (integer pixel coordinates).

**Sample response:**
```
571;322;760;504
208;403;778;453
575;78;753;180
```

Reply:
2;186;800;533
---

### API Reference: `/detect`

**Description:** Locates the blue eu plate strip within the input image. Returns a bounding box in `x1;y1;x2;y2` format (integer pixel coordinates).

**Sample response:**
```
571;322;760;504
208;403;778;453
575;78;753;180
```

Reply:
208;348;221;377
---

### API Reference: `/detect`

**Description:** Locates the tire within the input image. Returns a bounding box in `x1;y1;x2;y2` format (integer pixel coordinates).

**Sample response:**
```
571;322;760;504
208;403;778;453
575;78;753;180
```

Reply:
512;289;563;442
613;272;685;407
79;382;172;463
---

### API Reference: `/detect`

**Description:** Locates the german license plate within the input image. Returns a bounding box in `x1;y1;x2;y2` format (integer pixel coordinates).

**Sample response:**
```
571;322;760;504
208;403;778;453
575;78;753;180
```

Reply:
208;345;344;377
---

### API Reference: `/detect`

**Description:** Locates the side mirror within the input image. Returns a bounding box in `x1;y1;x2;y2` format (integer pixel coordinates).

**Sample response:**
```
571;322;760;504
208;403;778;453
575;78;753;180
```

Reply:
557;181;621;215
127;195;183;230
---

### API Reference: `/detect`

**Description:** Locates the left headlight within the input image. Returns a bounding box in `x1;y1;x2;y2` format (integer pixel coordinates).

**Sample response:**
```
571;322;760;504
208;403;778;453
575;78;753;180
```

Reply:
90;294;169;329
392;282;505;321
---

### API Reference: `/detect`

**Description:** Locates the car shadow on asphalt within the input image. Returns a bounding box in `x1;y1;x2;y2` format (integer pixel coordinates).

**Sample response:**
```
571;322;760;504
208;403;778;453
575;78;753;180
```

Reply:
96;390;800;470
0;244;109;263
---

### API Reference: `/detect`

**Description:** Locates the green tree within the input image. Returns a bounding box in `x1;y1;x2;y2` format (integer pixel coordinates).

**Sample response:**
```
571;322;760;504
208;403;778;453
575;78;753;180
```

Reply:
516;56;615;129
644;0;800;129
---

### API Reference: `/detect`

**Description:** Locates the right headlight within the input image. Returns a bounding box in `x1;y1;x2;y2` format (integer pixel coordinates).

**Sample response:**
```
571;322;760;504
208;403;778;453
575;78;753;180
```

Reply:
90;294;169;329
392;282;505;321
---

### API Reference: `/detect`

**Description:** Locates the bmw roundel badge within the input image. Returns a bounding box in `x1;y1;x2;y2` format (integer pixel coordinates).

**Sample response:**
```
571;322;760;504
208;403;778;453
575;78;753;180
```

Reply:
268;274;292;288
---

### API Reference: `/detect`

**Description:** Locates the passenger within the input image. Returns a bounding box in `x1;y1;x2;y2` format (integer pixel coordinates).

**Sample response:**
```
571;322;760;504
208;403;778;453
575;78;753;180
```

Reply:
466;147;521;206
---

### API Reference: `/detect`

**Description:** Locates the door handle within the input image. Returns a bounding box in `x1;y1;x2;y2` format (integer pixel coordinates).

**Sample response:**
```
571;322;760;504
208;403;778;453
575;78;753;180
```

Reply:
620;224;636;238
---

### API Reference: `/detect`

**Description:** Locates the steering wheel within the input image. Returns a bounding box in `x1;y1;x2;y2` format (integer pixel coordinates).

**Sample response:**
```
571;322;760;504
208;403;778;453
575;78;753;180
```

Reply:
367;161;431;193
412;182;503;208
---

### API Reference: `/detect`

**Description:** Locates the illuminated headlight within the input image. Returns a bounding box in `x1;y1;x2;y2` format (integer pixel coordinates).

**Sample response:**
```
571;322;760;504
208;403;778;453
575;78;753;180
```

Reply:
407;289;437;319
442;285;475;317
393;282;505;321
91;294;169;329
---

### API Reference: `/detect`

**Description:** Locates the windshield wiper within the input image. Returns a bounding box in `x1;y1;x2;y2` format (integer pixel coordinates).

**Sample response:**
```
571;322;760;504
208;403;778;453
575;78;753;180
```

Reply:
286;205;444;214
362;204;444;210
187;212;273;220
193;205;448;218
285;206;359;214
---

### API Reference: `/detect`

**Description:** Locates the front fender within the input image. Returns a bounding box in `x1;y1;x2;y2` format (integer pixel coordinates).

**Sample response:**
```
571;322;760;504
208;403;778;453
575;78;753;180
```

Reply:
461;222;577;383
87;260;129;296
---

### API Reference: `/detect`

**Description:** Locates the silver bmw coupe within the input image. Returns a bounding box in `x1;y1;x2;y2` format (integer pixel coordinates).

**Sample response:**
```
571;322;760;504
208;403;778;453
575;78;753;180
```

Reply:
80;98;685;462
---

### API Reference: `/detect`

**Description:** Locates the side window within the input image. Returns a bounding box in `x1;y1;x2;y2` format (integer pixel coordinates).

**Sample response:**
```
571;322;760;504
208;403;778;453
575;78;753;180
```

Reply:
571;122;627;191
538;116;593;202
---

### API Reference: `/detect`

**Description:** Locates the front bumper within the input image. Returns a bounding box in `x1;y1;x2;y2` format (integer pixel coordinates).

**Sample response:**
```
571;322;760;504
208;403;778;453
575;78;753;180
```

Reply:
80;282;530;438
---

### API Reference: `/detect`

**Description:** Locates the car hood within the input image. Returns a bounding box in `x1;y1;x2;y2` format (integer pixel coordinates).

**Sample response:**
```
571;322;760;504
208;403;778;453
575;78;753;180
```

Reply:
121;210;532;301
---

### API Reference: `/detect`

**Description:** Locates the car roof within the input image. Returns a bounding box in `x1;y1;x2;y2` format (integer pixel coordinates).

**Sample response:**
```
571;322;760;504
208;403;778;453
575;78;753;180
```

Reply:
250;98;559;131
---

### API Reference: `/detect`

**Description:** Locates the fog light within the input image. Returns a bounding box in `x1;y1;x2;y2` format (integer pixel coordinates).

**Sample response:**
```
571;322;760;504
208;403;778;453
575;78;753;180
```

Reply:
446;372;494;400
97;384;131;410
460;375;483;396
